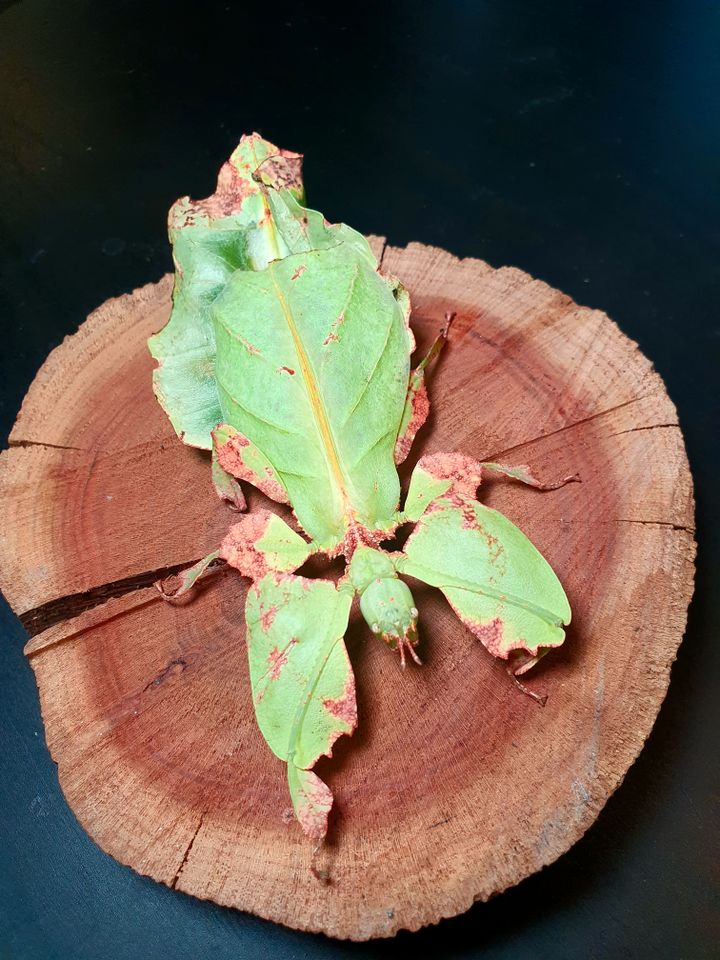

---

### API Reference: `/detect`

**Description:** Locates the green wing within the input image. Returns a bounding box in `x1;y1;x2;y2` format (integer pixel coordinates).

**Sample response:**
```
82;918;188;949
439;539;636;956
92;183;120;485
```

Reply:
212;243;412;548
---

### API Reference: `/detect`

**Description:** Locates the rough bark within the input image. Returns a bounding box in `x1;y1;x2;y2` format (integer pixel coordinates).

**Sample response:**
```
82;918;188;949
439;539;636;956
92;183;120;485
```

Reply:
0;239;695;939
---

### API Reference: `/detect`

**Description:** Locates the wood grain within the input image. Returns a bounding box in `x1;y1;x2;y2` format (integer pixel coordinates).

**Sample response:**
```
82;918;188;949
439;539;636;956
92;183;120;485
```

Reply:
0;240;695;939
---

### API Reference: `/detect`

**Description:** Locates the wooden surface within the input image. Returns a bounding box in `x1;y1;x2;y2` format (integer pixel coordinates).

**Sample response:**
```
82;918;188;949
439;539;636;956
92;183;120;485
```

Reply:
0;240;695;940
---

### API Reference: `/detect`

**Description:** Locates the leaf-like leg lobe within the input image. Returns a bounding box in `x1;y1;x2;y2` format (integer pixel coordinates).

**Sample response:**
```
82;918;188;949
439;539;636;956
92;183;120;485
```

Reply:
481;461;580;490
213;423;290;504
246;574;355;843
403;450;578;524
399;495;571;671
219;510;312;580
402;452;484;521
394;314;454;464
287;766;334;844
211;439;247;510
154;550;220;602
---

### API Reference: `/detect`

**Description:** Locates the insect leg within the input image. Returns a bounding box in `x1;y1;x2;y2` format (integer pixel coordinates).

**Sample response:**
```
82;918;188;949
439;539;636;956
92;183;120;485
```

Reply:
394;312;456;464
481;462;580;490
212;437;247;510
155;550;221;602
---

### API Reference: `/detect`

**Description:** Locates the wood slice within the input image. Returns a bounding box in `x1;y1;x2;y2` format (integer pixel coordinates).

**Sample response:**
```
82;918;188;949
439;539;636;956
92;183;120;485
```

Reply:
0;239;695;940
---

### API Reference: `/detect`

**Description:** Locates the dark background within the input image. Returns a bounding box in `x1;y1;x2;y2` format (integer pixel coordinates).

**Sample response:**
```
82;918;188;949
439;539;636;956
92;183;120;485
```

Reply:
1;1;718;957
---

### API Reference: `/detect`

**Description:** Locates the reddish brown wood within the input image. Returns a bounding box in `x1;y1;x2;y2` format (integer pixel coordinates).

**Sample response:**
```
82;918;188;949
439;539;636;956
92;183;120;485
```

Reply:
0;239;695;939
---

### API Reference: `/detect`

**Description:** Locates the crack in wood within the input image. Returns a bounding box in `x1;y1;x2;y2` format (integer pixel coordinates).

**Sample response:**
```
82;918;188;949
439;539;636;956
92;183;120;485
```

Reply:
171;811;207;889
8;438;84;452
20;558;214;636
608;423;679;438
377;236;389;270
429;817;451;830
529;518;693;533
479;392;666;462
16;395;691;643
24;592;160;658
143;657;189;692
614;518;693;532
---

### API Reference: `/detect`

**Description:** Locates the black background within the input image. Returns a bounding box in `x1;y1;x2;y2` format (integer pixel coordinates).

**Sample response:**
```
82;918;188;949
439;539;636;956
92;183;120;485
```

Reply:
1;2;718;957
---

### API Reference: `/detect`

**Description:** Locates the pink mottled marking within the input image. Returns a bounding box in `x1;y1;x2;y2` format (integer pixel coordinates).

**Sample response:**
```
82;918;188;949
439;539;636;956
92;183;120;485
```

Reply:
468;617;505;658
264;636;298;681
213;427;290;505
295;769;333;843
445;593;508;660
445;494;505;566
322;673;357;729
171;136;303;226
267;645;288;680
419;451;484;497
238;334;261;356
219;511;273;580
260;606;277;631
395;381;430;464
262;466;287;502
322;310;345;346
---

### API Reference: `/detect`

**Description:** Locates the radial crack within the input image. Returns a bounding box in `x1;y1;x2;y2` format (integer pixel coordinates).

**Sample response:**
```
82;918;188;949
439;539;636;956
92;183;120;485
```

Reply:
609;423;679;438
7;438;84;452
377;236;389;269
479;392;662;462
171;811;207;889
614;518;693;532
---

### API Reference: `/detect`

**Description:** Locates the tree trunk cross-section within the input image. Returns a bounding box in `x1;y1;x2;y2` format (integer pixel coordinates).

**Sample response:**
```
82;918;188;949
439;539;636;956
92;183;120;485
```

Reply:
0;240;695;940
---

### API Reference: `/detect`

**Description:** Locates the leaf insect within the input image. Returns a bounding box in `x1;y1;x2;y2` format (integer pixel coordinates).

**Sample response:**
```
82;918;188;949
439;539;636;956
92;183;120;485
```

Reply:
148;135;576;845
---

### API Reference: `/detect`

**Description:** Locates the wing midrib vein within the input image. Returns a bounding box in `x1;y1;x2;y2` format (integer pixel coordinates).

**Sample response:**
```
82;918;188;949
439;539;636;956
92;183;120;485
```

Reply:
268;266;352;521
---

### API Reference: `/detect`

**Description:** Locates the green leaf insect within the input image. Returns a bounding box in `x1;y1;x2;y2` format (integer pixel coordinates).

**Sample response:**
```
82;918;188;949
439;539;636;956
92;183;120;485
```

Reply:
148;133;576;845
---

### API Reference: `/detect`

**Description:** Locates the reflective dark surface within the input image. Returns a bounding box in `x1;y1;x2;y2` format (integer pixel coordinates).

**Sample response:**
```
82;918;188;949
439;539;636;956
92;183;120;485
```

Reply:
1;2;718;957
